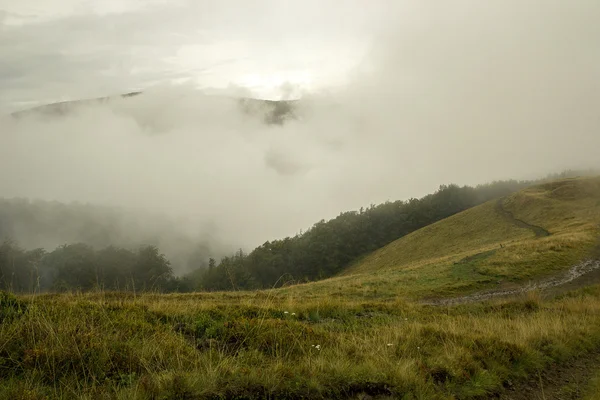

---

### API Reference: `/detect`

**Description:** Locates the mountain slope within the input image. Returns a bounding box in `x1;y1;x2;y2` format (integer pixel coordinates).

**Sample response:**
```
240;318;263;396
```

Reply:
279;176;600;300
8;92;142;118
8;91;297;125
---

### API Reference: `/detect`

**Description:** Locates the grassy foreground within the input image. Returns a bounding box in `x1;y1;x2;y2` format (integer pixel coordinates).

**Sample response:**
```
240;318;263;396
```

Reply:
2;286;600;399
587;370;600;400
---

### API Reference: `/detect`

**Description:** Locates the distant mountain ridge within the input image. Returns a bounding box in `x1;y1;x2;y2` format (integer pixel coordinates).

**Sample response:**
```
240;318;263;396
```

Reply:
9;91;143;118
9;91;297;125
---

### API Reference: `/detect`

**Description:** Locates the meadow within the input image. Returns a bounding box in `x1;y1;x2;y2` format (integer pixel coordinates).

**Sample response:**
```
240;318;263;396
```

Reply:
2;286;600;399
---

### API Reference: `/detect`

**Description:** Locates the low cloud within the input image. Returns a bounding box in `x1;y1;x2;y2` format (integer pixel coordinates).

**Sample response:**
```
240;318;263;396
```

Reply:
1;0;599;266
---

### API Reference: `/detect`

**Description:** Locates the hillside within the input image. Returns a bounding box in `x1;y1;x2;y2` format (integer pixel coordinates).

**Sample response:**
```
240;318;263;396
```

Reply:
2;177;600;399
279;176;600;301
8;92;143;118
8;92;297;125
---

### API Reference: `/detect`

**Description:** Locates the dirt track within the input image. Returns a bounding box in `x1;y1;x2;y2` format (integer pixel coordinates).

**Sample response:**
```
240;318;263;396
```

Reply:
421;198;600;306
495;197;551;237
422;259;600;306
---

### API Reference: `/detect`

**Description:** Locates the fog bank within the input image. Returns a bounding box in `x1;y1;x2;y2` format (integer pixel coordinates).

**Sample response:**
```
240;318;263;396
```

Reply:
1;0;599;265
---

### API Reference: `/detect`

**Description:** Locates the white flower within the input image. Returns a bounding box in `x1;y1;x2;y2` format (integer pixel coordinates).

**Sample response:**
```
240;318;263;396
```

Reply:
315;344;321;350
404;318;408;321
417;346;421;350
284;311;289;314
291;313;296;316
387;343;393;347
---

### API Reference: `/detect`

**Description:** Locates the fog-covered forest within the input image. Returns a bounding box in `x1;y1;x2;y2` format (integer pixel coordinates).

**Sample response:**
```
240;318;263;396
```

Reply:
0;177;542;292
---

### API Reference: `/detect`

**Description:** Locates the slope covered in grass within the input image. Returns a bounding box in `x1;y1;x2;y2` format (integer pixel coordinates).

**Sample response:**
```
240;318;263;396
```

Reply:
279;176;600;301
3;287;600;399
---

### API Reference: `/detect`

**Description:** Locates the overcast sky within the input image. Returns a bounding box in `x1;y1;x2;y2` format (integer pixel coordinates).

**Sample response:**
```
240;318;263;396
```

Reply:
0;0;384;112
1;1;600;254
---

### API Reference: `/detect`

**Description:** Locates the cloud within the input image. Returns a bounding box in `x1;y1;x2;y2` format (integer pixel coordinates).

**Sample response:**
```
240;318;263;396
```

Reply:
0;0;599;266
264;149;309;176
0;3;209;112
0;0;373;112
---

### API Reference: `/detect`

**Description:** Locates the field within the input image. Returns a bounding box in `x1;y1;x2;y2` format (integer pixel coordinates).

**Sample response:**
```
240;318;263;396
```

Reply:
2;177;600;399
2;288;600;399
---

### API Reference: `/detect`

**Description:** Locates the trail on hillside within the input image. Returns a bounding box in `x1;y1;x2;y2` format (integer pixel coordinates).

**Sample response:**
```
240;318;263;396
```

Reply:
423;260;600;306
495;198;551;237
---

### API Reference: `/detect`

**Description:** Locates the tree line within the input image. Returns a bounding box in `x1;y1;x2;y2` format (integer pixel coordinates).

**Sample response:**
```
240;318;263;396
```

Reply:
0;242;188;293
5;173;588;294
0;198;222;273
197;180;532;291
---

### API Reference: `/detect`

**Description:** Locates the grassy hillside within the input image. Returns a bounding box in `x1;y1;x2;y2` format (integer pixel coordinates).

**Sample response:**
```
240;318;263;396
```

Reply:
280;176;600;301
2;177;600;399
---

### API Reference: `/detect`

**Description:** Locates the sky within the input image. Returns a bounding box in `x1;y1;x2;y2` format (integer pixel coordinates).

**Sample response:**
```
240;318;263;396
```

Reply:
1;0;600;259
0;0;379;111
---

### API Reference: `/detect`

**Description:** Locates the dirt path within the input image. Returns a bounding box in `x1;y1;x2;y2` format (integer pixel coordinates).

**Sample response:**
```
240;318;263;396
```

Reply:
422;260;600;306
422;199;598;306
496;198;551;237
498;350;600;400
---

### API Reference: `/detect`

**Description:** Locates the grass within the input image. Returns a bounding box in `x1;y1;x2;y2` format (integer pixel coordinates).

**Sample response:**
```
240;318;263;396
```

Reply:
2;287;600;399
2;176;600;399
288;176;600;301
586;369;600;400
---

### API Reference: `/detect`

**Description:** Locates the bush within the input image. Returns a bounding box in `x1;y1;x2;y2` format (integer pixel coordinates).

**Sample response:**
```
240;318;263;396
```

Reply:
0;291;27;323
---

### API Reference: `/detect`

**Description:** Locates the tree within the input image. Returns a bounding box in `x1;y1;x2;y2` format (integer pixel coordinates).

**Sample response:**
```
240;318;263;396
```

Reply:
132;246;173;291
40;243;97;291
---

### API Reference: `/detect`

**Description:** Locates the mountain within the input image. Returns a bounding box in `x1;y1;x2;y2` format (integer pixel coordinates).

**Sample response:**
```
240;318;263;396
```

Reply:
280;175;600;301
9;91;143;118
8;91;298;125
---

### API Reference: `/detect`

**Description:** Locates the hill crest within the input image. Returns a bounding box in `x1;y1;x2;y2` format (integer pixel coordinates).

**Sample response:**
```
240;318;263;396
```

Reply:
278;176;600;301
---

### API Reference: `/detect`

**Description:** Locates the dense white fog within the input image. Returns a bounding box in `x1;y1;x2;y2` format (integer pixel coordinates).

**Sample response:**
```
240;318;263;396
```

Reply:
1;0;599;265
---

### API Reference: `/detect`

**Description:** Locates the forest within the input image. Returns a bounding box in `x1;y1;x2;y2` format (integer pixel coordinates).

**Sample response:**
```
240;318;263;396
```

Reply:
0;177;540;293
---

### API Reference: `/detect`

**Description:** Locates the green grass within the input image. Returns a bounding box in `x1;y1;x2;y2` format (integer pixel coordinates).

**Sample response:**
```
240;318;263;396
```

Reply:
283;176;600;301
3;287;600;399
586;369;600;400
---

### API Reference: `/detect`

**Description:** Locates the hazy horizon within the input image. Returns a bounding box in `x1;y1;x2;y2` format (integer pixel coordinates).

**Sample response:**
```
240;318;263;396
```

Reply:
1;0;600;261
